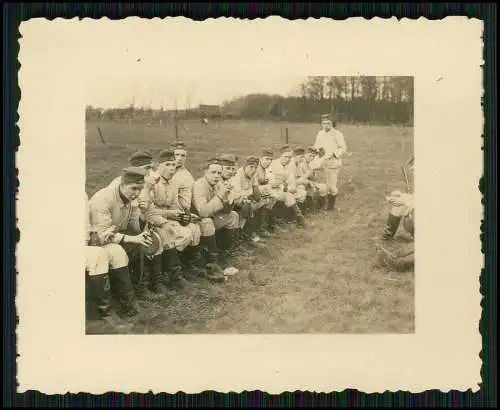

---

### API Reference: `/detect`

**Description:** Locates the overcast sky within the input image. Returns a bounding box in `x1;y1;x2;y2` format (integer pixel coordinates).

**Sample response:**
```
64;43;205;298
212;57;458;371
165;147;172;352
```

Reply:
83;18;306;109
86;74;303;110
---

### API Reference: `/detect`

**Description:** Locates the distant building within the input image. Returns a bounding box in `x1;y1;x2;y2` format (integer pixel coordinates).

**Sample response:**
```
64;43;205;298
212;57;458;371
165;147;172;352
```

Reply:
198;104;223;120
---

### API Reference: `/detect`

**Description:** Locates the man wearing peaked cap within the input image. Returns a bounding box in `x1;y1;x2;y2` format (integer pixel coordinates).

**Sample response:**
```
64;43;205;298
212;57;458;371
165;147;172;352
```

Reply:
304;147;329;212
217;154;238;181
144;150;206;288
169;141;187;151
266;144;307;227
254;148;278;234
125;154;171;302
89;166;166;314
192;159;239;277
228;155;268;248
313;113;348;211
292;147;310;213
129;150;154;167
85;191;134;330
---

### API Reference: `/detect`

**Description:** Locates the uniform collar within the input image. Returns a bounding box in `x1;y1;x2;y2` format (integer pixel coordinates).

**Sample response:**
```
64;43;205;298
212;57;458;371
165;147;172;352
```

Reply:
114;182;131;206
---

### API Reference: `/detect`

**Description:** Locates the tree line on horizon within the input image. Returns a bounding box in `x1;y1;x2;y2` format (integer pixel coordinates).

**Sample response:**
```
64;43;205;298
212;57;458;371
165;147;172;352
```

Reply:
86;76;413;126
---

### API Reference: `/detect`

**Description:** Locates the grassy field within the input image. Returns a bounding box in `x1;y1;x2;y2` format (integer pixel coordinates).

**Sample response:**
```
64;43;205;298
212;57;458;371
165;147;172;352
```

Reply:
85;118;414;334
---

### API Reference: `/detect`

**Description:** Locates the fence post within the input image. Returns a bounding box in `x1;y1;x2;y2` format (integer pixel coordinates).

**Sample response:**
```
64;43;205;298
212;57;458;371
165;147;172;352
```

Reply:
285;127;289;145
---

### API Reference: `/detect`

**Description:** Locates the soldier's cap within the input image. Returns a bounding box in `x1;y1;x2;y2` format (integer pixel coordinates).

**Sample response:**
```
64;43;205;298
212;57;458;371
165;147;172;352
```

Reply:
306;146;318;154
260;148;274;158
293;147;306;156
158;149;176;164
245;155;260;166
128;150;153;167
205;157;223;168
321;113;332;122
279;144;293;154
217;154;236;167
121;166;147;184
169;141;187;151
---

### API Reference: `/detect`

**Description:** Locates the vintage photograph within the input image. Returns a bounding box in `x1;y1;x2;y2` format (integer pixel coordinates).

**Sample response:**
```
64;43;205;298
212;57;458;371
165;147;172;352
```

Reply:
17;16;484;393
85;74;415;335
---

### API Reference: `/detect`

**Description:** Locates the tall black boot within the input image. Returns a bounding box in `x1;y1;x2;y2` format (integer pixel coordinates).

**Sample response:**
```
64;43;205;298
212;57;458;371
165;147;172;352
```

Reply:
131;255;164;303
303;197;313;214
290;203;306;227
108;266;139;319
381;214;402;240
199;235;225;282
268;205;287;233
256;207;273;237
321;195;329;212
183;245;208;280
327;194;337;211
217;228;234;262
87;273;113;319
87;272;136;331
244;216;266;248
163;248;190;290
148;255;168;297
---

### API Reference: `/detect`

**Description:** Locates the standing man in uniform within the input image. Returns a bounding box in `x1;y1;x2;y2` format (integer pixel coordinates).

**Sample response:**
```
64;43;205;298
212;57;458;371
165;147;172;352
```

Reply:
192;158;240;275
313;114;348;211
88;167;159;313
267;145;307;227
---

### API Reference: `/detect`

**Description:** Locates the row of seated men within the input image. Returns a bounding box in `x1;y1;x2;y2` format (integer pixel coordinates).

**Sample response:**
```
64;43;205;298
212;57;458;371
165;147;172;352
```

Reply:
85;143;336;329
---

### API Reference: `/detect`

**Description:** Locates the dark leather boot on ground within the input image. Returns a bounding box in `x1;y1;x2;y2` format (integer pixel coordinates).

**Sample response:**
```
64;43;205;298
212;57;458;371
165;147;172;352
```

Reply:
148;255;169;297
163;248;190;290
291;204;307;227
183;245;209;280
86;273;135;332
256;208;273;238
108;266;139;319
328;194;337;211
199;236;226;283
381;214;402;240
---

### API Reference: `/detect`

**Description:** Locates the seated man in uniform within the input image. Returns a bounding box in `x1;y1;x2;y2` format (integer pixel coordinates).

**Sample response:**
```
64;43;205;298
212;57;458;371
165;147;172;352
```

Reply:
168;141;196;214
89;167;160;313
146;150;214;284
85;192;135;330
123;151;171;301
267;145;307;227
216;154;249;251
303;146;329;213
375;155;415;271
228;155;268;247
291;147;311;214
254;148;281;235
192;158;240;273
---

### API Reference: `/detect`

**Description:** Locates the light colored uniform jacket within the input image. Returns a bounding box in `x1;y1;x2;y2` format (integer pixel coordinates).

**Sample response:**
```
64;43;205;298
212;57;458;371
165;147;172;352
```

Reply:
89;178;142;245
171;167;195;212
313;128;347;169
268;159;297;191
192;176;227;218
